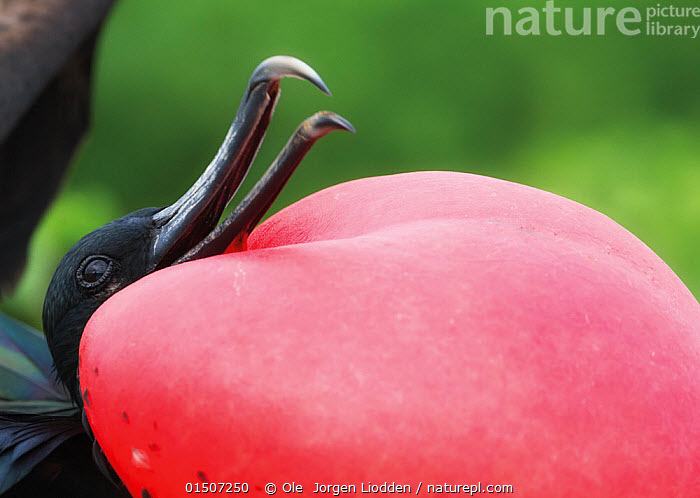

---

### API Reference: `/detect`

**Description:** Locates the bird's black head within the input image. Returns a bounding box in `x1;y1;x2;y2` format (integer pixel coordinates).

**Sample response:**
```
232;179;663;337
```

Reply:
40;56;354;405
43;208;161;402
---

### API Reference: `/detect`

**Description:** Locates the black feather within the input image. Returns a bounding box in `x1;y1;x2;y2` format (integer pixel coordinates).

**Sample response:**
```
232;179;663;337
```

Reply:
0;310;82;493
0;312;68;400
3;433;128;498
0;405;83;494
0;311;127;496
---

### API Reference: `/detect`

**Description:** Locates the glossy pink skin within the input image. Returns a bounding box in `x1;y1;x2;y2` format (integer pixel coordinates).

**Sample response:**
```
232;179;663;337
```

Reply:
80;172;700;497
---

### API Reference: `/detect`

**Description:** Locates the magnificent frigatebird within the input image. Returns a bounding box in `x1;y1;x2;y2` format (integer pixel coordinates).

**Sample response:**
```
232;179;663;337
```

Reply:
1;55;353;496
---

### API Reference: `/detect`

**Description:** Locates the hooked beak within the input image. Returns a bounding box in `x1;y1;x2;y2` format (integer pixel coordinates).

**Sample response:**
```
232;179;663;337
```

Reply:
148;56;354;270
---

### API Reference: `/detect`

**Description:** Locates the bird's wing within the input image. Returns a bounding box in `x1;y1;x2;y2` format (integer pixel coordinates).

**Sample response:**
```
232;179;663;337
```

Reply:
0;405;84;494
0;310;82;494
0;0;116;294
0;312;69;401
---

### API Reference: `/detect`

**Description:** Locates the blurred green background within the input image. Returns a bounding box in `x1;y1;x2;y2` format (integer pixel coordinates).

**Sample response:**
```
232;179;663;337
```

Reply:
2;0;698;328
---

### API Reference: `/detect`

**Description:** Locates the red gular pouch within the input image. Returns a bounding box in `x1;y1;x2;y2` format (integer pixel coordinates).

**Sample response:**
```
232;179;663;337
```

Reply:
80;172;699;498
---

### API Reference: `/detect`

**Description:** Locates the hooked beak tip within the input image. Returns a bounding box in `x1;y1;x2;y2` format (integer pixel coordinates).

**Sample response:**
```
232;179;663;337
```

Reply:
247;56;332;98
300;111;356;140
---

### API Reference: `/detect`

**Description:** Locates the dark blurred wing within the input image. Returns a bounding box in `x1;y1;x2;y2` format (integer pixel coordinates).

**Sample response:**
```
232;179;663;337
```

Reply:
0;0;116;294
0;310;83;494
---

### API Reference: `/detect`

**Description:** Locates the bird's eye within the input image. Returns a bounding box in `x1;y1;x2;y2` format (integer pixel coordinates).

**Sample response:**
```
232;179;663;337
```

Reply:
77;256;114;289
